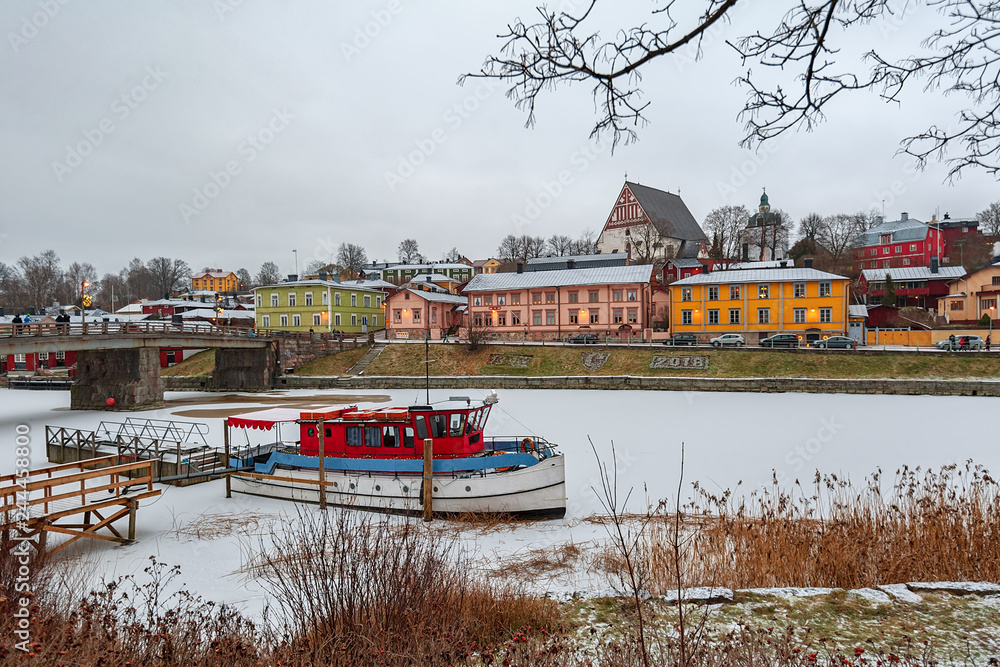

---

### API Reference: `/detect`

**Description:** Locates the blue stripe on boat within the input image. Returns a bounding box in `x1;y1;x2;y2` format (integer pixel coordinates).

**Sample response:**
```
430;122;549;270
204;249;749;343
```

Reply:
247;451;540;475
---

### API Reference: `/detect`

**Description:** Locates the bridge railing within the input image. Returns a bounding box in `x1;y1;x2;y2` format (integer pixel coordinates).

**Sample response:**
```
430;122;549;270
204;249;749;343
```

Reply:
0;321;372;343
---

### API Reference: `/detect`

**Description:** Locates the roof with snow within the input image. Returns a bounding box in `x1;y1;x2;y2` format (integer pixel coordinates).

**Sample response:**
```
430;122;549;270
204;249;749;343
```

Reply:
253;279;382;293
861;266;966;282
526;254;627;271
855;216;933;246
192;270;236;279
398;289;467;305
672;267;848;286
464;264;654;292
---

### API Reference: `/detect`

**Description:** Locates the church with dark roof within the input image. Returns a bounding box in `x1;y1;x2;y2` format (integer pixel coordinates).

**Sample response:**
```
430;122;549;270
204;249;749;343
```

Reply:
596;181;708;262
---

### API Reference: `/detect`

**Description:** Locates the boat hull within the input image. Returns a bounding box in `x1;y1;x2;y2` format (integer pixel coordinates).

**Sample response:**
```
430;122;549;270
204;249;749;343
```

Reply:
230;454;566;519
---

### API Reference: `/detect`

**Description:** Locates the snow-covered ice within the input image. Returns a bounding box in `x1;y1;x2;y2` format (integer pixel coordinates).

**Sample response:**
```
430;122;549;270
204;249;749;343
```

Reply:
2;387;999;616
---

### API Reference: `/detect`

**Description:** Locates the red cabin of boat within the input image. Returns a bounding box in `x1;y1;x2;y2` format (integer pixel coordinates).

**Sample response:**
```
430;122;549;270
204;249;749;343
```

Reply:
296;404;493;459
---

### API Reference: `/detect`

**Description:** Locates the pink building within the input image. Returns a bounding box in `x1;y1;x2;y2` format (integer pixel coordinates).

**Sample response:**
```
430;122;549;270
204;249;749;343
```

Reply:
386;288;467;340
461;264;659;341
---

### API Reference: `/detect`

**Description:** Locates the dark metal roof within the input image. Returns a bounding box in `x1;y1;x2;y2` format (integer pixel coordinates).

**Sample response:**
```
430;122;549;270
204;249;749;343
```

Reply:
626;182;707;243
526;254;627;271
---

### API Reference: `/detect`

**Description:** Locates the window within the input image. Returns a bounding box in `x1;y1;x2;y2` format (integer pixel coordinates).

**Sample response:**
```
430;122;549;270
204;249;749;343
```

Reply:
627;290;637;301
364;425;381;447
910;244;917;251
533;311;542;326
473;296;482;306
532;293;542;304
982;298;997;309
376;296;381;308
613;309;623;324
496;295;505;306
334;313;341;326
305;292;313;306
484;295;492;306
882;260;889;268
262;315;270;327
758;308;770;324
729;285;740;300
902;258;910;266
894;246;902;253
351;314;357;326
794;308;806;323
256;294;262;308
870;248;876;256
38;352;48;360
403;427;415;448
568;292;578;303
546;311;556;325
288;293;296;307
547;292;556;304
351;294;357;307
280;314;288;326
511;293;520;305
819;307;832;323
569;310;579;324
372;315;378;326
590;310;599;324
428;414;447;438
497;312;506;326
382;426;399;448
758;284;769;299
346;425;363;447
511;311;521;325
818;281;831;297
55;351;65;360
412;309;421;323
627;309;637;324
883;247;890;254
708;286;719;300
681;287;692;302
682;309;693;325
362;316;368;326
794;283;806;298
364;295;371;308
473;313;483;326
729;309;741;324
950;300;964;311
449;413;466;437
335;293;341;306
708;309;719;325
322;292;328;305
292;314;300;326
612;290;623;302
993;277;1000;286
312;313;321;326
270;293;278;307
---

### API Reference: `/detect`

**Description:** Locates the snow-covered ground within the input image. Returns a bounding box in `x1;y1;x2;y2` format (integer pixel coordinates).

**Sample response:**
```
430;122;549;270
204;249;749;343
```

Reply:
2;387;998;616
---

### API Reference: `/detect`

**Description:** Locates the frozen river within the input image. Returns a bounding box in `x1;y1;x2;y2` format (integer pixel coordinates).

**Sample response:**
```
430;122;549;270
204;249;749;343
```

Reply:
2;387;997;610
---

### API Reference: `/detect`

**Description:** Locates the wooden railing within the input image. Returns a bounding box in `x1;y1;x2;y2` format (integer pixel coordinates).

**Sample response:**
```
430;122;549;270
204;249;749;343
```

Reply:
0;320;369;343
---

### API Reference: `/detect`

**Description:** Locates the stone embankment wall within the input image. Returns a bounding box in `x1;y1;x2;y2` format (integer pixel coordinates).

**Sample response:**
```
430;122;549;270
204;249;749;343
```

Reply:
275;336;365;371
71;348;165;409
160;374;1000;397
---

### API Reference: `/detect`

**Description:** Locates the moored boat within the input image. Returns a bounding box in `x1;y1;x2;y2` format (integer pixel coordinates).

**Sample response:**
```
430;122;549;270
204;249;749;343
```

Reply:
226;392;566;518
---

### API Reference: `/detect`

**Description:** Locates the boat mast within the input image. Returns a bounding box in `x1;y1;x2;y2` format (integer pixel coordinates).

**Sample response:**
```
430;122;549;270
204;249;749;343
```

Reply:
425;336;430;405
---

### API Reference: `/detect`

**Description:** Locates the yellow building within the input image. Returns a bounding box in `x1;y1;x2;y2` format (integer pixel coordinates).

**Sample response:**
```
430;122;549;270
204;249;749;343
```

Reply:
668;267;851;344
192;270;239;294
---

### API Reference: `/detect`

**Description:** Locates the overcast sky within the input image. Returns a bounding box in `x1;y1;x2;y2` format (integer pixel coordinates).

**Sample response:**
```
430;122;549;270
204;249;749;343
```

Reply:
2;1;997;278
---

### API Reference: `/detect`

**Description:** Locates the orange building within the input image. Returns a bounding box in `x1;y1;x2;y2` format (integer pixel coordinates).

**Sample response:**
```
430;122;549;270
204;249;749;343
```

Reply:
191;270;239;294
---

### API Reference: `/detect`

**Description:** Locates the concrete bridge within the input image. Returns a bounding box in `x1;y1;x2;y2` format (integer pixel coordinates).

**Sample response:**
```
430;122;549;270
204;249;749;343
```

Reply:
1;321;278;410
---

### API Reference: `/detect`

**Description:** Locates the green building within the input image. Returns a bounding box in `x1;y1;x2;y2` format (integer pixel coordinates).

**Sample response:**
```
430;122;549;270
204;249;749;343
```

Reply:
253;280;385;333
380;262;472;285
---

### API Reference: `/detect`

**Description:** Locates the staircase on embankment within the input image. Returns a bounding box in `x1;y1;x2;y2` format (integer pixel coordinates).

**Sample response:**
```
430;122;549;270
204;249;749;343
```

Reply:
346;342;388;376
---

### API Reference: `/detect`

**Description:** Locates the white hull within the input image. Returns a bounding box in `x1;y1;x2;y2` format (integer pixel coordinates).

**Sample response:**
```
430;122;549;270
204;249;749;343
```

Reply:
230;454;566;518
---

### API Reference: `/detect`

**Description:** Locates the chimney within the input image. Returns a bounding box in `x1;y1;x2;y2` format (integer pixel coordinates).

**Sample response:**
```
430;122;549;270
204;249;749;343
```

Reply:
804;257;813;269
567;259;576;269
287;274;298;282
318;271;328;281
741;243;749;262
901;212;908;222
930;256;939;274
516;263;523;274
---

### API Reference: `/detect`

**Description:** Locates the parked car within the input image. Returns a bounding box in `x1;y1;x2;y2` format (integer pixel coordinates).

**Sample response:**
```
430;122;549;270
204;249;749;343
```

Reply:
566;333;599;345
662;334;697;346
709;333;745;348
813;336;857;349
935;335;984;351
758;334;800;348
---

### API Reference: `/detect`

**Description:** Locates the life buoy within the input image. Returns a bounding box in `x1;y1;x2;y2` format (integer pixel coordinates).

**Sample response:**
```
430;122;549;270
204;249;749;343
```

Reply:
520;438;535;453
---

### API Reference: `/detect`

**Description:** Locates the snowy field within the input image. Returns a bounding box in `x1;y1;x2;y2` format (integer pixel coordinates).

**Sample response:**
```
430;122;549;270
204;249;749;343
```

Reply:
2;387;998;615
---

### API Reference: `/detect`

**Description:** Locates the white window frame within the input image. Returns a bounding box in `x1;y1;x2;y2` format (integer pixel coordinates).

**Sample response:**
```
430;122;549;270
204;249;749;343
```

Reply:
304;292;313;306
681;310;693;325
270;293;278;307
728;309;741;324
793;308;806;324
758;308;770;324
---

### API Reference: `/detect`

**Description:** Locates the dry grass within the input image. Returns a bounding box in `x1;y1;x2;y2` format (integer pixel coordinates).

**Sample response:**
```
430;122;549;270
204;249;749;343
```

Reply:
295;345;371;375
356;343;1000;379
620;461;1000;592
171;511;273;540
160;349;215;376
501;542;585;580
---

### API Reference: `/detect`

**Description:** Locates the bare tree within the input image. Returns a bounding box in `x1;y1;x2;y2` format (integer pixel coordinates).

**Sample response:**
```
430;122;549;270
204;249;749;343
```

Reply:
798;213;825;244
336;243;368;278
819;213;865;266
496;234;521;264
977;202;1000;236
522;235;547;260
236;267;253;290
60;262;98;307
441;247;464;263
626;223;662;264
466;1;1000;179
146;257;191;298
572;228;599;255
17;250;62;312
397;239;424;264
95;272;126;311
547;234;575;256
703;205;749;260
255;261;282;287
462;312;495;352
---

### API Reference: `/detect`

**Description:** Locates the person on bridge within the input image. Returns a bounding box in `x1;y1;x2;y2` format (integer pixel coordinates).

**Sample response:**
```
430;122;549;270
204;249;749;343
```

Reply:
12;313;22;335
987;334;992;352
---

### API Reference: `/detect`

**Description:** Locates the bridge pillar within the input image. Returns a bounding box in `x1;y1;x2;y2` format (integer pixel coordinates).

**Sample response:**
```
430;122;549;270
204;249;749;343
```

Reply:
212;345;278;391
70;348;164;410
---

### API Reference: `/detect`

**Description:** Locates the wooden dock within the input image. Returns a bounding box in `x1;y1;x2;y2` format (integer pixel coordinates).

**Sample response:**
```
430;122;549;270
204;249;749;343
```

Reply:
0;456;161;555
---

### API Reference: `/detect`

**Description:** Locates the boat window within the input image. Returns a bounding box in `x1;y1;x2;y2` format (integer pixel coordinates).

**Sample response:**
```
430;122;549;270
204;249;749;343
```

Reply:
480;406;491;430
346;426;363;448
449;413;466;437
325;428;332;438
403;427;415;448
465;410;476;434
306;427;315;438
414;416;427;440
429;414;447;438
364;425;381;447
382;426;399;448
